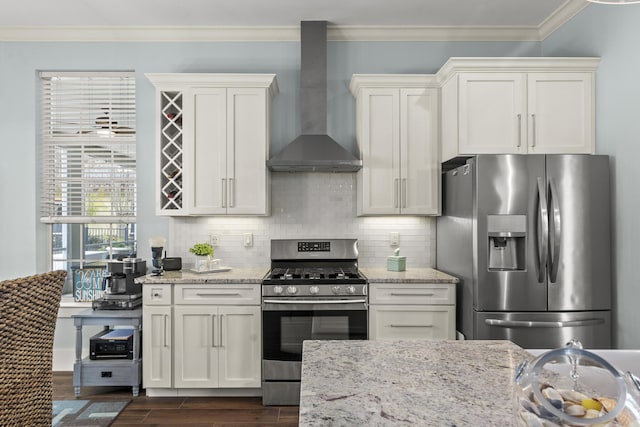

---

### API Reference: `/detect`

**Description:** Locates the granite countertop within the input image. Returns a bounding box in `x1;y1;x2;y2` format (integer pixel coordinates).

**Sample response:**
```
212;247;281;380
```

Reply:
299;339;531;426
360;267;459;284
136;267;268;284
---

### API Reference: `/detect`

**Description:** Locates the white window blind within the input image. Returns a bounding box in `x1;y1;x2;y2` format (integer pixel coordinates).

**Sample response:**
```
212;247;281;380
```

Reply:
40;71;136;223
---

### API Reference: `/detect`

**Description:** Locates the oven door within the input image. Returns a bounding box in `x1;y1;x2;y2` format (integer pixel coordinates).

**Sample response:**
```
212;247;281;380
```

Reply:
262;298;368;362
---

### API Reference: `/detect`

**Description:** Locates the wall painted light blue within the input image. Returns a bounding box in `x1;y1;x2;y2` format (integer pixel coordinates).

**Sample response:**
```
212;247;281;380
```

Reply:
542;4;640;349
0;39;540;281
4;13;636;349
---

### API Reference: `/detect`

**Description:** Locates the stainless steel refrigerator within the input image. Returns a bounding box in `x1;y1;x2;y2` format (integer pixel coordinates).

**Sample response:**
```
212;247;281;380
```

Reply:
436;155;611;349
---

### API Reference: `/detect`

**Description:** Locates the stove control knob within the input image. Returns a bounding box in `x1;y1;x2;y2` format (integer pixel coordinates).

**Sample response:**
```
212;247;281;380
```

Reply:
346;286;356;295
309;286;320;295
286;286;298;295
273;285;284;295
332;286;341;295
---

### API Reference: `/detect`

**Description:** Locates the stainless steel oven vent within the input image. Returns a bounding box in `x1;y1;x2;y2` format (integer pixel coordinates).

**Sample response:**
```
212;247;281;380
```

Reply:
267;21;362;172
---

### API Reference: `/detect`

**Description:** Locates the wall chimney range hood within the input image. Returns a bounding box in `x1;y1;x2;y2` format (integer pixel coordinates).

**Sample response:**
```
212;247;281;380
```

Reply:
267;21;362;172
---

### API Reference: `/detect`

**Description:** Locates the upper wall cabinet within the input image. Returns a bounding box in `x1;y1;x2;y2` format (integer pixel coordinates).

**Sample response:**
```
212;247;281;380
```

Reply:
146;74;278;216
350;75;440;216
437;58;600;162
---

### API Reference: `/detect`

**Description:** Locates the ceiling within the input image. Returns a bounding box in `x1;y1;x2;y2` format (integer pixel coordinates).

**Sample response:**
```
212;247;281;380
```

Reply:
0;0;591;41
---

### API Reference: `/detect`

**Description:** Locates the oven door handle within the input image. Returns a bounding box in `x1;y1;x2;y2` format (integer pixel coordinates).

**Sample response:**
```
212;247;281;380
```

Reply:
263;299;367;305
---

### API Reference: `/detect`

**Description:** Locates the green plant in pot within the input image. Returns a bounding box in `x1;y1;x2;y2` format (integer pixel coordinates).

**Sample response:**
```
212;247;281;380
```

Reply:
189;242;215;271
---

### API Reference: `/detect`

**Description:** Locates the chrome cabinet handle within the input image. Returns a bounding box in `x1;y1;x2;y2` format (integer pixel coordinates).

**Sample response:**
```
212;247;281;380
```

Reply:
229;178;234;208
219;314;224;348
163;315;168;347
196;293;241;297
394;178;399;208
221;178;227;208
390;293;434;297
531;113;536;148
401;178;407;208
211;314;217;347
517;114;522;148
485;318;605;328
389;324;434;328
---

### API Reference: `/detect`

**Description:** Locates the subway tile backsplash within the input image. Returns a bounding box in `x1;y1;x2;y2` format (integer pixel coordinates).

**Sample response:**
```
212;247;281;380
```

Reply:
169;173;435;269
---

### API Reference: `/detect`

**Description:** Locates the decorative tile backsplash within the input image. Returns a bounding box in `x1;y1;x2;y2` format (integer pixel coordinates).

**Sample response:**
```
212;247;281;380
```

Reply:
169;173;435;269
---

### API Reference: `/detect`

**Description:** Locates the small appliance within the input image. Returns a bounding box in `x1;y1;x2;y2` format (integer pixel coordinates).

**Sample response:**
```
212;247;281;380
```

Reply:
90;328;136;360
92;258;146;310
149;236;166;276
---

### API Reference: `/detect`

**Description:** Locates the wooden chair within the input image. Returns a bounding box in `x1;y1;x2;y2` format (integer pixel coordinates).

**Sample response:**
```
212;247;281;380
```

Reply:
0;270;67;427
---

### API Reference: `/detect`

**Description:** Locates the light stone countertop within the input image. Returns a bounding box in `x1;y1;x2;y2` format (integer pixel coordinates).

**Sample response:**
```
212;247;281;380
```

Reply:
360;267;459;284
299;339;531;426
136;267;268;284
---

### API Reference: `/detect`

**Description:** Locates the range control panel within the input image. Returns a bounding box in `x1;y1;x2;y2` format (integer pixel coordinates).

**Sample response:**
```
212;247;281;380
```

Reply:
297;241;330;252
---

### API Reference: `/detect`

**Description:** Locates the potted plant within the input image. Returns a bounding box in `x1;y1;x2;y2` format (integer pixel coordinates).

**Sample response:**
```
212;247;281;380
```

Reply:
189;242;215;271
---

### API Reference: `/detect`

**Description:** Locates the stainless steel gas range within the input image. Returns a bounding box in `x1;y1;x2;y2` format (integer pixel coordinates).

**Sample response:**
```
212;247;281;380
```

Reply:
261;239;368;406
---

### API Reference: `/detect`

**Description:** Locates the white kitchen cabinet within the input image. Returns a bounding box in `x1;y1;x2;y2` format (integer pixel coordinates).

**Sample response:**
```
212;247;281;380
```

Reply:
146;74;278;216
438;58;599;162
173;305;261;388
368;283;455;341
142;283;261;395
142;284;172;389
350;75;440;216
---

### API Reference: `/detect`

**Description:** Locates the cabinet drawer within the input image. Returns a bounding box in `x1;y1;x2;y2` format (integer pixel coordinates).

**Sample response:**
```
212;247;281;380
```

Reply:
76;360;141;387
369;305;455;340
175;284;260;305
369;283;455;305
143;284;172;305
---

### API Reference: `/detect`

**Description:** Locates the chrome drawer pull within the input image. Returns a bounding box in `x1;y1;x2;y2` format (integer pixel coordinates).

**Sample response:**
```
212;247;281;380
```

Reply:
389;293;435;297
389;324;434;328
195;293;242;297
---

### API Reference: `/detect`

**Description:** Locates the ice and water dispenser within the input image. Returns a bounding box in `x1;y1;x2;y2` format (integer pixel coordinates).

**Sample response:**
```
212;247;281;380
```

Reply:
487;215;526;271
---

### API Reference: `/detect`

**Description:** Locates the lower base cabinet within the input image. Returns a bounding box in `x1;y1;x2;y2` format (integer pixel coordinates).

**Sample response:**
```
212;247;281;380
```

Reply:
174;305;261;388
142;283;261;395
368;283;456;340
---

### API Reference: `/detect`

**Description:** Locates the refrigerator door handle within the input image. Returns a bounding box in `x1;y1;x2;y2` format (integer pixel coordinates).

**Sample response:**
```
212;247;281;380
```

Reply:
484;318;606;328
536;177;549;283
548;178;562;283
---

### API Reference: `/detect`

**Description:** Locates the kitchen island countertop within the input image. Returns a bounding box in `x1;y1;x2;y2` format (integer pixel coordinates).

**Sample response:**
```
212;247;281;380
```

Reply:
136;267;268;284
299;339;530;426
360;267;459;284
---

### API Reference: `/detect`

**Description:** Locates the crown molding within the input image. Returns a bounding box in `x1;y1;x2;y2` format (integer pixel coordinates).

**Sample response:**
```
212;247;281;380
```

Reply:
539;0;590;40
0;1;590;42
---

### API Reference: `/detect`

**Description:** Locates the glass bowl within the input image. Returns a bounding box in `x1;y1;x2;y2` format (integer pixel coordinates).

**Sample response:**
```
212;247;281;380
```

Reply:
514;340;640;426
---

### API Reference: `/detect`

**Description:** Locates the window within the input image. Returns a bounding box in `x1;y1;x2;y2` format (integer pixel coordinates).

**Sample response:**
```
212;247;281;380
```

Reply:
40;71;136;298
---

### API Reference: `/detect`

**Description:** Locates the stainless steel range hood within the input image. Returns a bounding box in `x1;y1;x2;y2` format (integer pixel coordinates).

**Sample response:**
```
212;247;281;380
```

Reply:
267;21;362;172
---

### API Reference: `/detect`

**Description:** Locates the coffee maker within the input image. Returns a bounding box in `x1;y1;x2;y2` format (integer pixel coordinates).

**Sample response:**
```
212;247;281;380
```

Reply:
149;236;166;276
92;258;146;310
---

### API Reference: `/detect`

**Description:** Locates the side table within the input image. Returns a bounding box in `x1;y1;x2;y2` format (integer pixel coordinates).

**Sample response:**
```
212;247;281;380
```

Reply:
71;308;142;397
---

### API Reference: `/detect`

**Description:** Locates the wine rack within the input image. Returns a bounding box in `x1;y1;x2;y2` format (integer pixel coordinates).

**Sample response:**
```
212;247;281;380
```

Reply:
159;91;183;211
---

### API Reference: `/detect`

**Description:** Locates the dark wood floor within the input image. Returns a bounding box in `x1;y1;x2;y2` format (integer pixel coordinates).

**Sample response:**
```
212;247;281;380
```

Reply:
53;372;299;426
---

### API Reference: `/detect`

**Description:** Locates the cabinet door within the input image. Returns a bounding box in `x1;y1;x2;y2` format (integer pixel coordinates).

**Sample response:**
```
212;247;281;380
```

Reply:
218;306;261;388
357;88;401;215
187;88;228;215
369;305;455;341
458;73;526;155
226;88;269;215
400;87;440;215
173;306;219;388
526;73;594;154
142;306;172;388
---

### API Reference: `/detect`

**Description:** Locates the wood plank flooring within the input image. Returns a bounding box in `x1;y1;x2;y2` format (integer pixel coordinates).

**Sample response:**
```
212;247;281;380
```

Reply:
53;372;299;426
